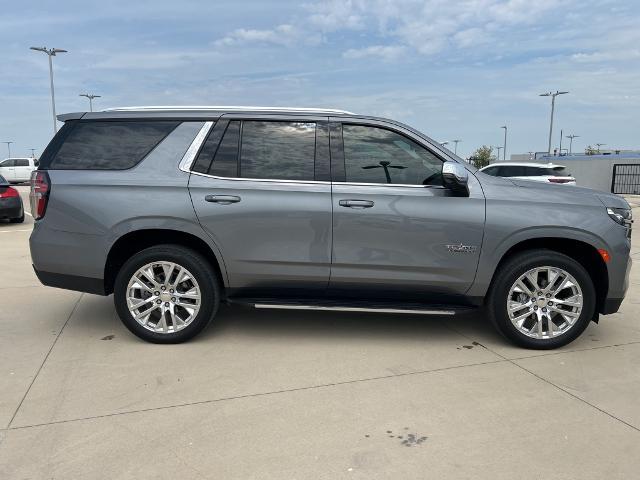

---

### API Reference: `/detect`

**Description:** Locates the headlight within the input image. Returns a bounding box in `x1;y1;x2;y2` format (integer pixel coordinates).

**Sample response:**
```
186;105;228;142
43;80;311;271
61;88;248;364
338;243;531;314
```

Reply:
607;207;633;226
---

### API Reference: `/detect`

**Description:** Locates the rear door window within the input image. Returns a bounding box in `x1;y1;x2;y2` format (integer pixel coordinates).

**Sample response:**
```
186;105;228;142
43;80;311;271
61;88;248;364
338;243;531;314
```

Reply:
15;159;30;167
49;121;179;170
240;121;316;181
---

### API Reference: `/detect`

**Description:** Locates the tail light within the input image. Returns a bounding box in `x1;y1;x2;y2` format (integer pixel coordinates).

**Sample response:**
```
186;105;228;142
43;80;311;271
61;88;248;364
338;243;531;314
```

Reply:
30;171;50;220
0;186;19;198
548;177;574;184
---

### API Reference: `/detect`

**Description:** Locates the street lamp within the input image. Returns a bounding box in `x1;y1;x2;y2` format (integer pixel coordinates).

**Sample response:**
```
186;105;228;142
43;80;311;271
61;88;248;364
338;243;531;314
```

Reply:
596;143;606;154
30;148;37;158
565;134;579;155
494;145;503;161
452;139;461;155
3;141;13;158
539;90;569;154
79;93;101;112
30;46;68;134
500;126;507;161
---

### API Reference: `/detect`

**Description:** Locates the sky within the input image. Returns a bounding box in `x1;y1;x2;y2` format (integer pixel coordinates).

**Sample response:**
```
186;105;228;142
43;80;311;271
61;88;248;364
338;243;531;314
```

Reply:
0;0;639;159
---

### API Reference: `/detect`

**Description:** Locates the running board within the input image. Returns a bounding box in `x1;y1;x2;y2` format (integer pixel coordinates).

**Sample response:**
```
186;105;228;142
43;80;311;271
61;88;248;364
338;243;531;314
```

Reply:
227;298;475;316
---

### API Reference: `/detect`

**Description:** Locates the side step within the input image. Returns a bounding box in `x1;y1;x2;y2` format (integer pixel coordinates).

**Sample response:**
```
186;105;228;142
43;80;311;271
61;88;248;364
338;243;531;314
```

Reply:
227;298;476;316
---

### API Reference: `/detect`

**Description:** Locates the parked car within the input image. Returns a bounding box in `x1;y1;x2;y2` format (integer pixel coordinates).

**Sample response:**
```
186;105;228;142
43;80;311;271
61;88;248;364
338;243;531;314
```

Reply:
479;162;576;185
29;106;631;349
0;174;24;223
0;157;39;184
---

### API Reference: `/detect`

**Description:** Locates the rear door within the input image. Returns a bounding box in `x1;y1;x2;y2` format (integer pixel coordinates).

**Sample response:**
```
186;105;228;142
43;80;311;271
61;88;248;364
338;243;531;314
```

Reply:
14;159;32;182
0;159;16;182
188;115;333;296
328;118;485;300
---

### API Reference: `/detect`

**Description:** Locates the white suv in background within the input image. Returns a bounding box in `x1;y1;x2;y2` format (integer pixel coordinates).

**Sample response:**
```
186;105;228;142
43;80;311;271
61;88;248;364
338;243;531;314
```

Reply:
479;162;576;185
0;157;39;183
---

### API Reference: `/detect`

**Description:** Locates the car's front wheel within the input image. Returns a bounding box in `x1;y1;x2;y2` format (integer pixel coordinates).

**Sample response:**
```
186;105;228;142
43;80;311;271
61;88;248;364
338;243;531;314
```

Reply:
487;250;595;349
114;245;220;343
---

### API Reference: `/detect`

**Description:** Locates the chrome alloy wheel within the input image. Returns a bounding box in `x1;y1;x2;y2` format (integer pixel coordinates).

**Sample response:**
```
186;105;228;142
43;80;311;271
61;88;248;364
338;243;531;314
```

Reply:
126;261;201;334
507;266;583;340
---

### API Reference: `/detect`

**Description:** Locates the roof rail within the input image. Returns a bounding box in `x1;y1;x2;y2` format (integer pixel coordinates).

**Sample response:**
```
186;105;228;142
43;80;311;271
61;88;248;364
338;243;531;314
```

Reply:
103;105;356;115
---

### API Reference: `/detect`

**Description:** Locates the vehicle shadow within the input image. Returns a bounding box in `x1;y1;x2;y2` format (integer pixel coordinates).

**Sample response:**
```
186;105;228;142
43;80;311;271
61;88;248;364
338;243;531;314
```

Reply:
199;303;499;344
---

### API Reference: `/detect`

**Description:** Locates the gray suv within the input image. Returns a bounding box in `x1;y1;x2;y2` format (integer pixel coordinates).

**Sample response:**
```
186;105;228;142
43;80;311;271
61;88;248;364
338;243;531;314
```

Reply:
29;106;632;348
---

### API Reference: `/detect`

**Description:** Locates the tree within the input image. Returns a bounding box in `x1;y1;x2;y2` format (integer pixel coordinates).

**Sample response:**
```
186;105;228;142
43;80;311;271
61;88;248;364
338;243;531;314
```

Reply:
585;145;597;155
468;145;494;169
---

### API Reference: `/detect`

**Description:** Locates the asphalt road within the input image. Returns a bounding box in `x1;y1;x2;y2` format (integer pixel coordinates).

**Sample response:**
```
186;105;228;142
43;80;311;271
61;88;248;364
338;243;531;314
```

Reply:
1;186;639;479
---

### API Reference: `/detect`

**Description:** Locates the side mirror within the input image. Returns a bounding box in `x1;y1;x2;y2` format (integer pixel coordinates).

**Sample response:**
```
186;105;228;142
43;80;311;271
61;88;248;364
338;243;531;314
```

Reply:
442;161;469;196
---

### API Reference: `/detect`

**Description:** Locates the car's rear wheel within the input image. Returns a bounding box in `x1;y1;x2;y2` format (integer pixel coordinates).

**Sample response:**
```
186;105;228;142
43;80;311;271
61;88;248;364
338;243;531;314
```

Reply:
114;245;220;343
487;250;595;349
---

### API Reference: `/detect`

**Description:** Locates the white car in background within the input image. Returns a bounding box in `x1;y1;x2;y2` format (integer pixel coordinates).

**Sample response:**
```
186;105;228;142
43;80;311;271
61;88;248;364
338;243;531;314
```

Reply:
0;157;39;183
479;162;576;185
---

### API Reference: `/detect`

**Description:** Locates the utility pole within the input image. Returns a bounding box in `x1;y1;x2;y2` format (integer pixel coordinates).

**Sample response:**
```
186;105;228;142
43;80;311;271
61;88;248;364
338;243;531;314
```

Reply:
30;46;68;133
79;93;101;112
539;91;569;154
500;126;507;161
30;148;37;158
565;135;579;154
3;141;13;158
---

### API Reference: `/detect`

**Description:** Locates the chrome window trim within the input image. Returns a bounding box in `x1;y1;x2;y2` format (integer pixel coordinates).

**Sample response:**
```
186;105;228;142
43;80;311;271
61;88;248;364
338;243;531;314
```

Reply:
178;121;214;173
189;170;445;189
189;170;330;185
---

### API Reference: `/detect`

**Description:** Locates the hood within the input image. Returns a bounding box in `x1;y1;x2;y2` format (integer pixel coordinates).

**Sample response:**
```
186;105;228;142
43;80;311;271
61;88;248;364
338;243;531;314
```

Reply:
508;178;630;209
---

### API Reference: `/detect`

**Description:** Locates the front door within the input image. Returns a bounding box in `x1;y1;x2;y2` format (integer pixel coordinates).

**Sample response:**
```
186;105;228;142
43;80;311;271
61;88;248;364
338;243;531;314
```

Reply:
189;116;333;296
328;120;485;301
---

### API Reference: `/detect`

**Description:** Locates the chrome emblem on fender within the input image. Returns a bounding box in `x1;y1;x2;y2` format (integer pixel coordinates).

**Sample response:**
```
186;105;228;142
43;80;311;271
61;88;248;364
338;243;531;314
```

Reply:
446;244;478;254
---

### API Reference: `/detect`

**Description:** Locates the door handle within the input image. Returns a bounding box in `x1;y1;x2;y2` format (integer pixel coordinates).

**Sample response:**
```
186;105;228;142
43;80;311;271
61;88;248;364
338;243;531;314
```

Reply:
339;199;375;209
205;194;241;204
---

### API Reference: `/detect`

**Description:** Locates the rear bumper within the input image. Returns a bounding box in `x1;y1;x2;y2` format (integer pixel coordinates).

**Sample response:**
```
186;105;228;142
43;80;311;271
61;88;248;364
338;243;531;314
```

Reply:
33;267;106;295
0;197;23;219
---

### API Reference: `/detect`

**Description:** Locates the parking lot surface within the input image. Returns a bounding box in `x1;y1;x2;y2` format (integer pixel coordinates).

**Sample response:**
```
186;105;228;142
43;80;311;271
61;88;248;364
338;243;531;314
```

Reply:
1;186;639;479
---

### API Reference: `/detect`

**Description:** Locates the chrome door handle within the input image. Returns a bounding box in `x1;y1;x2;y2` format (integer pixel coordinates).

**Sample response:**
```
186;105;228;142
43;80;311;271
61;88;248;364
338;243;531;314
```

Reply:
339;199;374;209
205;195;241;204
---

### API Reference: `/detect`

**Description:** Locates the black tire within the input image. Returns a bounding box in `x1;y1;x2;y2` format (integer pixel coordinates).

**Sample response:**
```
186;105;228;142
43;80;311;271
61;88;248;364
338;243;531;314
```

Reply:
9;213;24;223
114;245;220;343
487;249;595;349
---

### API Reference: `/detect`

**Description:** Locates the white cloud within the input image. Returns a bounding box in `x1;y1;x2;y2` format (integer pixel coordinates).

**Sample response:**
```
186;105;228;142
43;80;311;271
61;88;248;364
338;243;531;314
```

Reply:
343;45;406;61
214;24;301;47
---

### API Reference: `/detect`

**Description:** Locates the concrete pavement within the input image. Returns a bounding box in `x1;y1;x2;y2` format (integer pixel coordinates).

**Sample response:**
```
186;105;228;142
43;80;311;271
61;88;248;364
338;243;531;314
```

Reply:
1;185;639;479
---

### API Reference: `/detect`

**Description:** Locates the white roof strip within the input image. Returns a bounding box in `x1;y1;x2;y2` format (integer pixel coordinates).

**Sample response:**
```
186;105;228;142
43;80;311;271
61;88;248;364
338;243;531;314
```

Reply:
103;105;355;115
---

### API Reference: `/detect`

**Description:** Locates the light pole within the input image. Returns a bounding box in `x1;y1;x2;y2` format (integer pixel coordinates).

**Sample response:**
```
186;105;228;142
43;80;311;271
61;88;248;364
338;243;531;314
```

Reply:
596;143;606;154
452;139;461;155
539;90;569;154
30;46;68;134
494;146;503;161
3;141;13;158
565;134;579;154
79;93;101;112
500;126;507;161
30;148;37;158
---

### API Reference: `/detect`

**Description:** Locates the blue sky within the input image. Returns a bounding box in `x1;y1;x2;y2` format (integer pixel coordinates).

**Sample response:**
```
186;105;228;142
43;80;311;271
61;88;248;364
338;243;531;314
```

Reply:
0;0;639;159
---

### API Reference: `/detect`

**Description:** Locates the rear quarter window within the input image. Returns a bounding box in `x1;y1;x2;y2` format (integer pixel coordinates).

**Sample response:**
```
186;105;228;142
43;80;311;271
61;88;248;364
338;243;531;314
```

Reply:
48;121;179;170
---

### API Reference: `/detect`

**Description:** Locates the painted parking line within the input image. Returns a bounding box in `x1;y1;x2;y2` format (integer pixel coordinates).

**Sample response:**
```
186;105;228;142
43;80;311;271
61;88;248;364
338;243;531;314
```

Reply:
0;229;32;233
25;211;33;217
